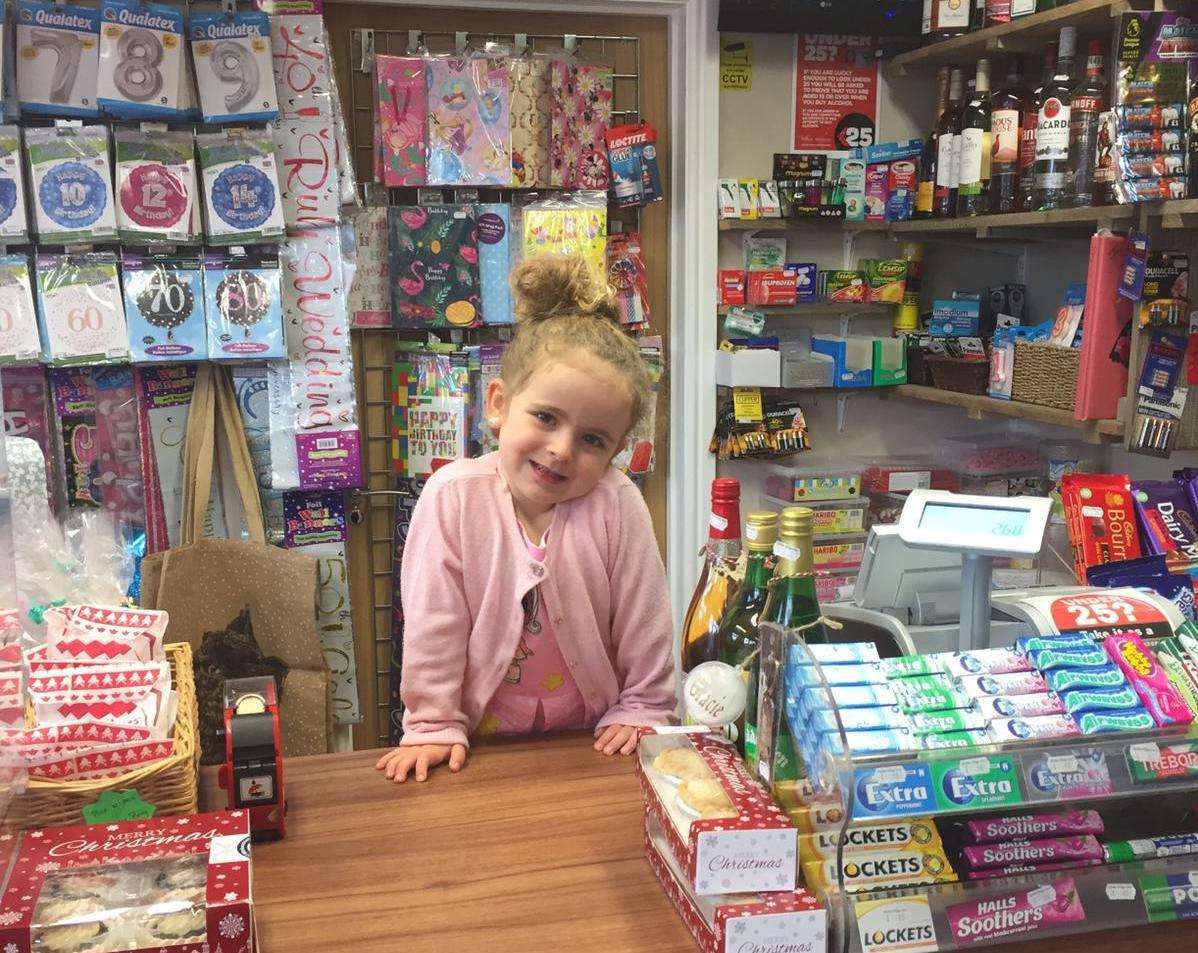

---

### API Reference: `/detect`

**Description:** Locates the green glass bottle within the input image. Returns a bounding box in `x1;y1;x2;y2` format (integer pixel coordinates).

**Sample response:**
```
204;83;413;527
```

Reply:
758;507;826;781
716;510;777;761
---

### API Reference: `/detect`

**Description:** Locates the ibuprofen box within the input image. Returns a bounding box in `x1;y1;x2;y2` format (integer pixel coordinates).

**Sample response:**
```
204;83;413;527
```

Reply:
0;811;255;953
637;729;798;896
645;812;826;953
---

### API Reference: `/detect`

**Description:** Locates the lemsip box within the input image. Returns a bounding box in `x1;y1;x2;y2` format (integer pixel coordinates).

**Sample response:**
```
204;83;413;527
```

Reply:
930;299;981;336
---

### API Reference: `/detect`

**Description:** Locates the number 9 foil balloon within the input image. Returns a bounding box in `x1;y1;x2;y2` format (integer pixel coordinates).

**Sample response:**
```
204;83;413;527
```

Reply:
190;10;279;123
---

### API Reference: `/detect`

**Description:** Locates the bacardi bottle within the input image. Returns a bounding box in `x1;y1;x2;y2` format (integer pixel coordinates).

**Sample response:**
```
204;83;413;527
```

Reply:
1067;39;1108;207
990;55;1031;213
1033;27;1077;211
958;59;993;216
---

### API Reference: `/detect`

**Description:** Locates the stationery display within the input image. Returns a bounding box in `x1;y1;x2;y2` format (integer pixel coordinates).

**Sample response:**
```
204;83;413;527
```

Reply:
388;204;481;329
121;254;207;363
96;0;186;119
373;54;426;187
0;255;42;366
114;127;198;244
508;54;551;187
549;58;613;189
35;253;129;365
26;125;118;245
0;125;30;243
197;129;286;245
425;54;511;187
190;9;280;123
202;251;284;361
15;0;102;117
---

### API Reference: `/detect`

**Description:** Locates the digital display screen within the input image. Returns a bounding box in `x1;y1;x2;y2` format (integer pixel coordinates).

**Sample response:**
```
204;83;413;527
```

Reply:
918;502;1030;540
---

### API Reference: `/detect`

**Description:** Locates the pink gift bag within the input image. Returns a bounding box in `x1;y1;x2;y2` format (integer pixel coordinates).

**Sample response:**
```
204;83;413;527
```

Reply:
375;55;427;187
550;59;613;189
426;55;511;187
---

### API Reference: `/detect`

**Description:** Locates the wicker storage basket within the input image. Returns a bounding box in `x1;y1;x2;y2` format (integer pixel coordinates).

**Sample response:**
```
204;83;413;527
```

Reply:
3;642;200;831
926;356;990;395
1011;341;1079;410
906;340;933;386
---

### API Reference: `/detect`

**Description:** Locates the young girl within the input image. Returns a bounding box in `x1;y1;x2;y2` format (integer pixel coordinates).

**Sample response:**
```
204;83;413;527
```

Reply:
376;255;677;783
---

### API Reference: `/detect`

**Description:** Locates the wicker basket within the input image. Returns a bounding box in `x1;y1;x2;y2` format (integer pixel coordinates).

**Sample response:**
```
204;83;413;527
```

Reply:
3;642;200;831
1011;341;1079;410
926;356;990;395
906;340;933;386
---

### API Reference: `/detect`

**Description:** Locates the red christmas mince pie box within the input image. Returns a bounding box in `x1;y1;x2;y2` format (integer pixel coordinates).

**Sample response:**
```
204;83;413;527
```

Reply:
0;810;255;953
636;728;798;895
645;812;826;953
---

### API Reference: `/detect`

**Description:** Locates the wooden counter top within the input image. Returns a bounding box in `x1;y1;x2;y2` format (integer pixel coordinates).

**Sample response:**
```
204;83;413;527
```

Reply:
202;735;1196;952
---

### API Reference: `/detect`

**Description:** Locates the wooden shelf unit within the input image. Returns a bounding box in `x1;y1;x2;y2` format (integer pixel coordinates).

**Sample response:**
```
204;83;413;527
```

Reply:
718;218;887;232
717;303;894;316
889;0;1133;73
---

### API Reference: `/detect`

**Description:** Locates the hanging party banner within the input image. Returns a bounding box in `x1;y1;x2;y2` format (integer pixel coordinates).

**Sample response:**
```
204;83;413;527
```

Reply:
793;34;878;152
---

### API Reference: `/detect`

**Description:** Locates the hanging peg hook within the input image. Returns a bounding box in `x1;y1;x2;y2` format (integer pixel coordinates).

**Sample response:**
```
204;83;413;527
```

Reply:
563;34;577;55
455;32;468;54
515;33;528;55
407;30;422;55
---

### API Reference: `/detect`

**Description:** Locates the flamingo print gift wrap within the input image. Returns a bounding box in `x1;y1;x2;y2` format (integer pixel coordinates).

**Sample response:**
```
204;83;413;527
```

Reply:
389;204;482;329
426;55;511;187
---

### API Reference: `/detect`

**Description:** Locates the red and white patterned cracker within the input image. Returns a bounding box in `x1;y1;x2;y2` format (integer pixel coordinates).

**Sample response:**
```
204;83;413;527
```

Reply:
47;604;169;663
27;661;170;702
7;720;155;749
27;739;175;780
34;686;167;730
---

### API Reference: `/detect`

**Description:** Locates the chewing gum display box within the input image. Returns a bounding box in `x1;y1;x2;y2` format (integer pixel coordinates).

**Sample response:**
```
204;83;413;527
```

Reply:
645;813;825;953
636;729;798;895
0;811;254;953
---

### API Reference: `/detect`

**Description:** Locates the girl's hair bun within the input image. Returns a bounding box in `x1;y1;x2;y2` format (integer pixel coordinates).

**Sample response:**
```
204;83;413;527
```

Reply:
511;254;619;324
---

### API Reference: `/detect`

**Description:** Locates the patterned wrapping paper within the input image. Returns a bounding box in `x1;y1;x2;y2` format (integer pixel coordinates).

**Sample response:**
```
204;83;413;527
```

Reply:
550;59;614;189
509;56;551;187
375;55;426;187
388;476;424;744
347;206;391;327
425;55;511;187
389;204;481;329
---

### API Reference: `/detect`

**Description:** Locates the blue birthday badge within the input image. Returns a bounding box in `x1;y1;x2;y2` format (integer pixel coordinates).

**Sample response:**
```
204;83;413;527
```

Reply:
210;162;276;231
39;162;108;229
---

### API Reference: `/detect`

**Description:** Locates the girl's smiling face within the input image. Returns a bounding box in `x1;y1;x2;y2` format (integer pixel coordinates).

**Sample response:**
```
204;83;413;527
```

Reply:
486;354;633;525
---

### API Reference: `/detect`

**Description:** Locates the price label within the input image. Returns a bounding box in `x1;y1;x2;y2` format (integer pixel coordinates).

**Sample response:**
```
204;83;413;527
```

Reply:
1106;883;1136;901
82;789;156;824
733;386;763;423
1129;742;1162;763
1027;885;1056;908
774;541;802;561
1049;593;1165;634
709;512;729;532
1046;754;1080;774
873;765;907;784
960;757;991;776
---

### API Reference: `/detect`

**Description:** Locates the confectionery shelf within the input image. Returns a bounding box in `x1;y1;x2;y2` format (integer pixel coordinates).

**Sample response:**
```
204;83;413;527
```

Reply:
889;385;1125;441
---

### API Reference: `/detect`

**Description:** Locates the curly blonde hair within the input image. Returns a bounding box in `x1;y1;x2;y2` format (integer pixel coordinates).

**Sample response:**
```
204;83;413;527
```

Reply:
503;254;653;427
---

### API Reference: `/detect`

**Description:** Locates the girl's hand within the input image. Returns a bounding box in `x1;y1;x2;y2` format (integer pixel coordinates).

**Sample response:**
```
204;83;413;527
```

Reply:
594;723;639;756
375;743;468;782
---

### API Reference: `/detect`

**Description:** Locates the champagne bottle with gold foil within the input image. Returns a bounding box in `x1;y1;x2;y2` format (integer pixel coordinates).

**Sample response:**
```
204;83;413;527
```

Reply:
681;479;742;674
717;510;777;760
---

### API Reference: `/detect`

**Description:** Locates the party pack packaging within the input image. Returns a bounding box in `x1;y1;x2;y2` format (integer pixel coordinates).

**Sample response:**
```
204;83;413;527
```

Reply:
425;54;511;187
115;128;198;244
0;126;29;243
26;125;118;245
0;255;41;365
203;250;284;360
190;9;280;124
388;204;481;328
15;0;101;117
197;129;285;244
35;253;130;365
97;0;186;119
122;254;207;362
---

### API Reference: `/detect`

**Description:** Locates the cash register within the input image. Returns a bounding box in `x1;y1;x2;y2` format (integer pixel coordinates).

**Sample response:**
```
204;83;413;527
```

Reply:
826;489;1185;653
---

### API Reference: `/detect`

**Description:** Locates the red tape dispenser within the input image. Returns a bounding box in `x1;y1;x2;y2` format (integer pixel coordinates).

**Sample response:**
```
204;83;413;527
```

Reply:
217;676;286;840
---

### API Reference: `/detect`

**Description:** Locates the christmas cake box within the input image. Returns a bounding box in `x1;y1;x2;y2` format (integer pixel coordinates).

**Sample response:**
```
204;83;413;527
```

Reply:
637;728;798;895
0;810;254;953
645;812;825;953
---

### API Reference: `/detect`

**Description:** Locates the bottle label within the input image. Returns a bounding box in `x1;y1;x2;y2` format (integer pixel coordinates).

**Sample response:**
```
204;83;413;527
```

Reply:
1036;98;1072;162
1019;110;1038;171
985;0;1011;21
934;0;970;28
916;179;934;213
992;109;1020;165
936;133;956;188
710;512;729;532
1070;95;1102;122
949;132;963;189
958;128;987;193
774;541;802;561
922;0;933;34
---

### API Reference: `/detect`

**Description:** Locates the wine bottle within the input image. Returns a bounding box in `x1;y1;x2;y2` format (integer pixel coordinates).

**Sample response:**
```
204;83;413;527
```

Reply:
990;54;1031;213
958;59;993;216
681;478;742;674
716;510;777;761
1033;27;1077;211
916;68;951;219
933;68;965;218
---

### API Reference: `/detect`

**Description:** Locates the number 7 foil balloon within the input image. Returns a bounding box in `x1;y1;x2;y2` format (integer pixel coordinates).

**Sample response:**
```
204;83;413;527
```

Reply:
15;0;102;117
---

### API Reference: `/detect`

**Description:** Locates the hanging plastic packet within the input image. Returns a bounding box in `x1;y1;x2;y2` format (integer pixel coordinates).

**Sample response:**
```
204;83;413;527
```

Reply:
121;253;206;362
605;123;663;208
613;339;662;477
0;255;41;366
96;0;185;119
508;53;551;187
35;252;130;365
49;366;100;507
0;126;29;243
25;125;118;244
114;127;198;244
202;249;284;360
549;58;613;189
374;54;425;187
1138;251;1188;326
392;343;469;479
425;52;512;187
196;129;285;245
388;204;481;329
476;203;512;326
518;190;607;275
15;0;101;117
607;231;652;331
190;8;279;123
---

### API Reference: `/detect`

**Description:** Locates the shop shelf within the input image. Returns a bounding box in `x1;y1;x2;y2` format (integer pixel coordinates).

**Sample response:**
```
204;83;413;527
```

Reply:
889;0;1134;74
889;385;1124;442
718;219;889;232
718;303;894;316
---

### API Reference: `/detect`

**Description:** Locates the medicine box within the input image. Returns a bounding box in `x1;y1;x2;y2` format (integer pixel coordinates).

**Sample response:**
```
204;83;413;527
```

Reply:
930;299;981;336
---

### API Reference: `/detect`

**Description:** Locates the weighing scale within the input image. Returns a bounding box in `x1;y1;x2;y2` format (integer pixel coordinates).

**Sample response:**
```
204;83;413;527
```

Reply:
829;489;1184;653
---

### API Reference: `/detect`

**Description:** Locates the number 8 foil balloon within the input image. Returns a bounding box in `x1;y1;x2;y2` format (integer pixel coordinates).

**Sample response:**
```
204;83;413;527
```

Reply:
25;125;118;244
203;252;285;361
122;254;207;363
34;252;130;365
190;10;279;123
97;0;186;120
15;0;102;117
